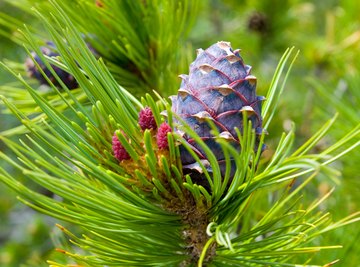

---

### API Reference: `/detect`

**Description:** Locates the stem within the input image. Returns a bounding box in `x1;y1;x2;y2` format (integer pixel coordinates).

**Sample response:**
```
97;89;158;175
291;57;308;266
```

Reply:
198;236;216;267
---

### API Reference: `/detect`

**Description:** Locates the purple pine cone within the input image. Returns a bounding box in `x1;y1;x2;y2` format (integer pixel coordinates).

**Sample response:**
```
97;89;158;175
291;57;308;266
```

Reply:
171;41;265;180
25;42;78;89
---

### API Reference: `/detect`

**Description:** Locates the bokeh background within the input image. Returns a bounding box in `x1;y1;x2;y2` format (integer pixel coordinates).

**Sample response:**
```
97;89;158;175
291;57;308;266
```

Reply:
0;0;359;266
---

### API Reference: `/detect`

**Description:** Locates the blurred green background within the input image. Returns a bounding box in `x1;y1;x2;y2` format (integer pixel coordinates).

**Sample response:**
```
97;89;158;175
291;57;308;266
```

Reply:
0;0;359;266
0;2;66;266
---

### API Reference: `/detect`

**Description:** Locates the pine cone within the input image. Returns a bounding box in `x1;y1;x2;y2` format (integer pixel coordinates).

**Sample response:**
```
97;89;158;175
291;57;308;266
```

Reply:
171;41;264;181
25;42;78;89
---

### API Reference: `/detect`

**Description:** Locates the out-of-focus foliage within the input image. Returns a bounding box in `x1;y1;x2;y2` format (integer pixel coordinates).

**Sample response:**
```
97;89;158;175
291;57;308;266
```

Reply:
0;2;51;266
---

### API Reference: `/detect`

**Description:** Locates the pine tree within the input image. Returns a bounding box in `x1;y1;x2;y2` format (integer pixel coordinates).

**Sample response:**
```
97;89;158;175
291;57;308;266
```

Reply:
0;1;360;266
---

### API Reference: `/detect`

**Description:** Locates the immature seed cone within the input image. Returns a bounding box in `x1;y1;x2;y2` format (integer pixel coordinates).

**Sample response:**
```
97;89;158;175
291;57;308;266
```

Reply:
112;132;130;161
25;42;78;89
138;107;157;130
171;41;264;180
156;123;172;150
